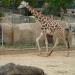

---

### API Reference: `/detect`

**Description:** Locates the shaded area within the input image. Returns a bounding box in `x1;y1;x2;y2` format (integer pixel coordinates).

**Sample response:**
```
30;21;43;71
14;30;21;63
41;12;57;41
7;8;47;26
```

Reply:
46;34;53;44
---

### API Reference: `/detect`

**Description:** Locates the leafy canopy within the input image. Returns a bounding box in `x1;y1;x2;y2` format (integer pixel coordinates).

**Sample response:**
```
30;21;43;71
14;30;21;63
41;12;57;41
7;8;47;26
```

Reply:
44;0;73;16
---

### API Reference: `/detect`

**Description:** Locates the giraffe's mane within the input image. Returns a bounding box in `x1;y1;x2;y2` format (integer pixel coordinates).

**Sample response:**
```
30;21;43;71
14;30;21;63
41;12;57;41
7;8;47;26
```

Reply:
27;5;46;16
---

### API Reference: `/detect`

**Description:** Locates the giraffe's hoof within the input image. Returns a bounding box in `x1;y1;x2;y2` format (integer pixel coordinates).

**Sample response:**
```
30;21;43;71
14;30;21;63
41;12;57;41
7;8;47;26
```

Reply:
47;50;53;56
46;53;51;56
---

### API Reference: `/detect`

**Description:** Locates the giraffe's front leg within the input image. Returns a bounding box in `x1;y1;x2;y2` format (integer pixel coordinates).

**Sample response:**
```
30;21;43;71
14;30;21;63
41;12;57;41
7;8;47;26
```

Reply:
36;32;43;55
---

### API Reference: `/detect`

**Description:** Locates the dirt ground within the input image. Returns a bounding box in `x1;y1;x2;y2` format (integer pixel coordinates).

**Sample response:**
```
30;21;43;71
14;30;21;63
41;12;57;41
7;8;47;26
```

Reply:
0;49;75;75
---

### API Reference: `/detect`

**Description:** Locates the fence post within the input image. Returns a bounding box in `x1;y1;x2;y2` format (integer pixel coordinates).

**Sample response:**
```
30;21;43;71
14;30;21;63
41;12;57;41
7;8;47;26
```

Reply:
2;25;3;47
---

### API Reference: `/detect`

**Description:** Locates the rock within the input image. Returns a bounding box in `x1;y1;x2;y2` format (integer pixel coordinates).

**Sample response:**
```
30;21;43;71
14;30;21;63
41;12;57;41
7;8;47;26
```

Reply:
0;63;45;75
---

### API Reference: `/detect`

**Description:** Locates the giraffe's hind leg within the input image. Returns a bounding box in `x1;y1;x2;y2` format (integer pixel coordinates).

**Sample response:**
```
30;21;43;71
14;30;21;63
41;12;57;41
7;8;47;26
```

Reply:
47;37;59;56
61;29;70;56
63;37;70;56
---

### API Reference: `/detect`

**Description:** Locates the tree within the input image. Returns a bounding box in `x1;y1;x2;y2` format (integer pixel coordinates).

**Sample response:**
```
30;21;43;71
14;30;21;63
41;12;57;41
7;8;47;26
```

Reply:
0;0;74;17
0;0;37;9
1;0;21;9
1;0;10;7
44;0;74;16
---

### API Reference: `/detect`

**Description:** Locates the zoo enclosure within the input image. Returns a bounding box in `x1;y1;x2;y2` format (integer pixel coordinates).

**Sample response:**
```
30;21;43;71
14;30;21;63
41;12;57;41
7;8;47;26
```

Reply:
0;7;75;49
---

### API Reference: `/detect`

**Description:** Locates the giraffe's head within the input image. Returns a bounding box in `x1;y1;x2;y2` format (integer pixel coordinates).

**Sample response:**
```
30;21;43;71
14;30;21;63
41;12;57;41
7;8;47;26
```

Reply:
18;1;28;9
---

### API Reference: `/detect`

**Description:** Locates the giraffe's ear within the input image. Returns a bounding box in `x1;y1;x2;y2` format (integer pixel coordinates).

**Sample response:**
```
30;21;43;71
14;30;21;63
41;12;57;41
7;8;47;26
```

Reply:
24;2;28;7
18;1;29;9
23;1;29;6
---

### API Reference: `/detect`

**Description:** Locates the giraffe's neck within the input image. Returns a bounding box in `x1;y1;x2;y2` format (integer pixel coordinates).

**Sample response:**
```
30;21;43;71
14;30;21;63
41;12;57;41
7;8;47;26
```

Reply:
26;5;51;23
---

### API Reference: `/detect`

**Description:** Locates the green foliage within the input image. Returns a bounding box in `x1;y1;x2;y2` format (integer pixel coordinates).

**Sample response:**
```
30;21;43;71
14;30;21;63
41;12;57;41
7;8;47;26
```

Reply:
0;12;4;21
0;0;37;8
44;0;73;8
0;0;74;16
69;2;75;8
31;0;37;7
45;0;50;3
1;0;11;7
44;0;73;16
15;0;21;7
0;0;21;8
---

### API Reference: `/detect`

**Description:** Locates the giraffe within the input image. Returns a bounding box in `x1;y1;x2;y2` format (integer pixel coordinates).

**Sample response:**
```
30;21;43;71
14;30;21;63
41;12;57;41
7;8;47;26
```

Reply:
18;1;70;56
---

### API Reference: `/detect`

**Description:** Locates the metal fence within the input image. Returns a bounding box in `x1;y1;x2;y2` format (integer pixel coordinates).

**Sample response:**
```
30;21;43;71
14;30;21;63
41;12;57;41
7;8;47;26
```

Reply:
0;9;75;49
0;15;36;48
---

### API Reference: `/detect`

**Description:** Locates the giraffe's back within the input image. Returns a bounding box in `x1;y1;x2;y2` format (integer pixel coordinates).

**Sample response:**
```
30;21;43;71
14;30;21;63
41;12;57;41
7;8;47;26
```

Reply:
41;19;63;34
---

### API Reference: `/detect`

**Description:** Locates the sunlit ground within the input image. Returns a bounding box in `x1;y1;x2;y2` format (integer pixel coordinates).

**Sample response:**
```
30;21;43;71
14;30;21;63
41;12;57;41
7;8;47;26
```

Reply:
0;49;75;75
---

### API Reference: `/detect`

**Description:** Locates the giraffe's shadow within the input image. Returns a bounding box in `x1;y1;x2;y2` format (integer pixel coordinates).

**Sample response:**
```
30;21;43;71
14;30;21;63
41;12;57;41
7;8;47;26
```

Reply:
36;52;51;57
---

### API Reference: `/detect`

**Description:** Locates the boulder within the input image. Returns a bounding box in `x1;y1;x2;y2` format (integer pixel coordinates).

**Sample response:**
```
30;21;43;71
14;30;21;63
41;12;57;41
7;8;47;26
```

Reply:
0;63;45;75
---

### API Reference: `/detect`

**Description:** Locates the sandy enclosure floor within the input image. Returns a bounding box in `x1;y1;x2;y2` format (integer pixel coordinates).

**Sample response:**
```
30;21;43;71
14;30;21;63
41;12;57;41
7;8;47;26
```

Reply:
0;50;75;75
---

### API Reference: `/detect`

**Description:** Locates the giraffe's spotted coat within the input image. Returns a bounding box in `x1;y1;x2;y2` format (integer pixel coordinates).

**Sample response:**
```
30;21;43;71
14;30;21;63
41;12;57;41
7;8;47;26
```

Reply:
27;4;69;41
19;1;71;56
